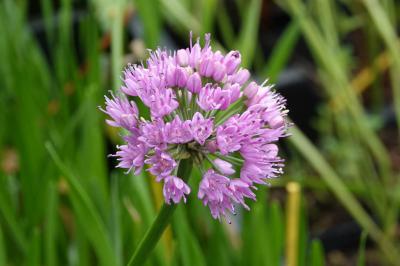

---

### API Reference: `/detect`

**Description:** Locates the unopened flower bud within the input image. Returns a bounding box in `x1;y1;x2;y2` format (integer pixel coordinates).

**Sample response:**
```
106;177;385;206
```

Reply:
177;49;189;66
166;66;177;87
244;82;258;98
175;67;188;88
187;72;202;93
223;51;241;75
228;84;241;103
199;58;214;77
213;158;235;175
232;68;250;85
212;62;226;82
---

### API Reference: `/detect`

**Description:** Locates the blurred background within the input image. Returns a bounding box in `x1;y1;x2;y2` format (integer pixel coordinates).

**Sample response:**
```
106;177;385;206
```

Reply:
1;0;400;265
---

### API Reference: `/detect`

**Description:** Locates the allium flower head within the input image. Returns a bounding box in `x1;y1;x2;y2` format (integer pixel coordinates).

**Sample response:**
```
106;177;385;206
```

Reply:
102;33;289;221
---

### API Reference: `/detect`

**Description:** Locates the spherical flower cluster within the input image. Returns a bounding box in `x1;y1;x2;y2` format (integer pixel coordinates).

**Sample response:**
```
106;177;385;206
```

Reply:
102;33;289;221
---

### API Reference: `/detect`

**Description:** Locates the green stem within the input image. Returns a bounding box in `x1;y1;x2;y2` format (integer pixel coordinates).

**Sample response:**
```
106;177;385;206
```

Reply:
214;99;244;126
127;158;193;266
213;153;243;165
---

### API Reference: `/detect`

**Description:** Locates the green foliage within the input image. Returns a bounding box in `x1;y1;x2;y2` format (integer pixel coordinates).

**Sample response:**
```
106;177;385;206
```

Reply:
357;231;368;266
310;240;325;266
1;0;400;265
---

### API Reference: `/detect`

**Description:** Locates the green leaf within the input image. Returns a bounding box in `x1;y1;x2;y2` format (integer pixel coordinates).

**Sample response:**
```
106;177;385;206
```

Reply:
40;0;55;45
0;225;6;266
111;1;124;90
310;239;325;266
289;125;399;262
357;231;368;266
262;21;300;83
127;158;193;266
361;0;400;158
0;178;27;253
236;0;262;68
200;0;218;35
135;0;162;49
46;142;117;266
45;181;58;266
110;174;123;266
298;197;307;266
160;0;200;34
217;4;235;47
269;201;284;265
242;190;271;266
285;0;391;181
27;228;41;266
172;206;206;266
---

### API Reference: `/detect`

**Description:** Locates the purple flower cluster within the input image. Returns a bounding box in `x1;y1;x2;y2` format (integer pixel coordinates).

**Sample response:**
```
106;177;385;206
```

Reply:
102;33;289;221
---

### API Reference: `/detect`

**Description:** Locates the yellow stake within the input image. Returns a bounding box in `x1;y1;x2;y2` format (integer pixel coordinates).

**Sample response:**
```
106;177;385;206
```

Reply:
286;182;301;266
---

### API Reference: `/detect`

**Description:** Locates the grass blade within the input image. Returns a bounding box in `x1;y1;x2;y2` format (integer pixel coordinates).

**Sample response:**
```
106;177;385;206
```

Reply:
200;0;217;35
46;142;116;266
45;181;58;266
111;1;124;90
236;0;262;68
361;0;400;135
160;0;200;34
289;125;399;263
127;158;193;266
357;231;368;266
135;0;162;49
110;174;122;266
0;179;27;253
27;228;41;266
0;225;6;266
310;239;325;266
172;206;206;266
269;201;284;265
262;21;300;82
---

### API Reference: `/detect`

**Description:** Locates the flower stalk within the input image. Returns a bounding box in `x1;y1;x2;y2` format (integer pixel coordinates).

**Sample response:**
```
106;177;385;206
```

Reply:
127;158;193;266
